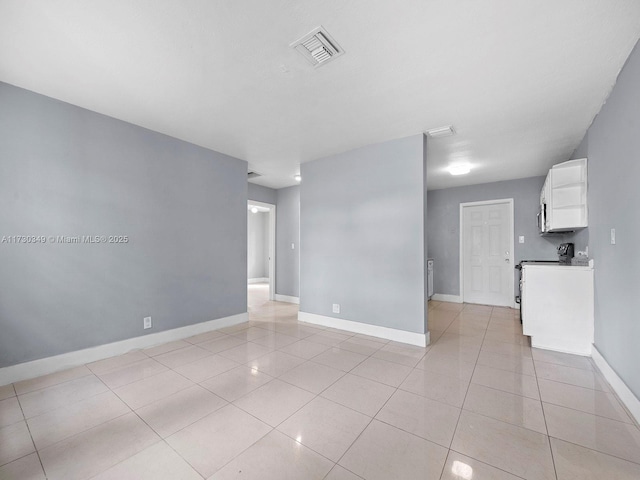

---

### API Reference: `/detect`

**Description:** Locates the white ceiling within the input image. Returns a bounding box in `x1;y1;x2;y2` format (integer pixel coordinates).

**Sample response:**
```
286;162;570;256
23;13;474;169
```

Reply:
1;1;639;190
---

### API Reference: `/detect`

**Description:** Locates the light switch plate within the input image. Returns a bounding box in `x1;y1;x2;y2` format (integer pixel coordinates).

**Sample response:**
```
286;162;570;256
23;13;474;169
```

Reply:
519;236;525;244
610;228;616;245
332;304;340;314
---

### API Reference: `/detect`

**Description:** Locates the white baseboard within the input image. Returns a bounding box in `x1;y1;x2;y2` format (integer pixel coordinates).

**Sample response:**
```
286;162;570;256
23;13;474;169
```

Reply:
298;311;429;347
592;345;640;424
0;312;248;386
431;294;462;303
248;277;269;284
275;294;300;304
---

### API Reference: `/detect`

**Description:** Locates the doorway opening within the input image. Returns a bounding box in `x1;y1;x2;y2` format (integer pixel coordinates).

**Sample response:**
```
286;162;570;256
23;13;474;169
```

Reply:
248;200;276;307
460;198;515;307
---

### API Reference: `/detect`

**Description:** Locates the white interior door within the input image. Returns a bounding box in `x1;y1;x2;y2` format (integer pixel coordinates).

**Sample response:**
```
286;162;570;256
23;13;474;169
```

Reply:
461;200;513;306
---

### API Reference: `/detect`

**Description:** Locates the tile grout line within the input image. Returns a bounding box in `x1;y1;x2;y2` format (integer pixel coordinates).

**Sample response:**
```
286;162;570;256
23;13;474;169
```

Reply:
14;385;49;479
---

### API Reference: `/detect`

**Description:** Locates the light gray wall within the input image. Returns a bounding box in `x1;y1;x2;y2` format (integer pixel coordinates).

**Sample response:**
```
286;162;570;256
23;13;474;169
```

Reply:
0;82;247;368
579;40;640;398
248;183;277;205
247;212;269;279
300;135;427;334
427;176;576;297
276;186;300;298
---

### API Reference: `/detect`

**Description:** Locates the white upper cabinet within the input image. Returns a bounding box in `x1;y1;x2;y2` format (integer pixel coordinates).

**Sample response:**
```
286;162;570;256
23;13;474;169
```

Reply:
540;158;588;233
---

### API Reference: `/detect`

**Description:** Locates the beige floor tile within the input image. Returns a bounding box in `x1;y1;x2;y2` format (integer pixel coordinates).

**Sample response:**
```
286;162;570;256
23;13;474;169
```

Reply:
337;338;384;356
38;412;159;480
534;361;609;392
551;437;640;480
339;420;448;480
184;329;227;344
278;361;345;394
321;373;395;417
166;404;270;478
440;451;523;480
305;332;352;347
484;330;530;346
400;368;470;408
0;453;45;480
543;403;640;464
481;339;532;358
251;332;300;349
218;323;252;334
463;383;547;434
477;350;536;376
19;375;108;418
87;351;149;375
312;347;367;372
428;343;480;364
371;343;427;367
246;350;306;377
154;345;212;369
376;389;461;447
210;429;334;479
143;340;191;357
451;411;555;480
91;441;202;480
135;385;227;438
233;379;314;427
444;319;487;338
200;365;273;402
436;332;485;349
231;326;272;341
97;358;168;389
0;385;15;402
351;333;389;345
13;366;93;395
350;356;412;387
273;323;322;338
278;396;370;461
114;370;193;410
277;339;331;359
472;365;540;399
0;420;35;466
532;348;594;371
27;390;130;449
538;378;632;423
0;397;23;428
416;350;476;381
197;334;246;353
218;342;274;363
324;465;364;480
172;353;238;382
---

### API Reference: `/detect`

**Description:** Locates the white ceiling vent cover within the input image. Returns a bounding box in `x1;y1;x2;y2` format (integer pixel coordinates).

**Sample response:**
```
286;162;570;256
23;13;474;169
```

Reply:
291;26;344;67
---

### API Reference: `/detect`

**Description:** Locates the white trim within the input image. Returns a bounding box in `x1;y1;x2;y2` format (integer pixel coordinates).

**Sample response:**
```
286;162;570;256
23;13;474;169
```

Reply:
460;198;516;308
431;294;462;303
298;311;429;347
275;294;300;304
248;277;269;284
592;345;640;424
0;312;248;386
248;200;276;301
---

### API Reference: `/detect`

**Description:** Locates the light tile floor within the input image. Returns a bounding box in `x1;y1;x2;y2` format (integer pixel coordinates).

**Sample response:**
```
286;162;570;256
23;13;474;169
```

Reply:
1;284;640;479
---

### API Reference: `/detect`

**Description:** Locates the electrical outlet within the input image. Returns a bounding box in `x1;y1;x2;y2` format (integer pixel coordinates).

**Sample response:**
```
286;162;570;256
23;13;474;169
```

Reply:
291;243;295;250
519;235;525;244
332;304;340;314
143;316;152;329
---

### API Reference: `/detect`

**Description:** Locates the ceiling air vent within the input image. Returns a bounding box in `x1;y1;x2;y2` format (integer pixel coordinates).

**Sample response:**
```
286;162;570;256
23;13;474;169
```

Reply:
248;171;262;179
291;26;344;67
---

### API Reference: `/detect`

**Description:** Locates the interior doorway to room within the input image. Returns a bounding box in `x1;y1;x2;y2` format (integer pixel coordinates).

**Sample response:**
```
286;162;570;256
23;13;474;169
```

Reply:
247;200;276;302
460;199;514;307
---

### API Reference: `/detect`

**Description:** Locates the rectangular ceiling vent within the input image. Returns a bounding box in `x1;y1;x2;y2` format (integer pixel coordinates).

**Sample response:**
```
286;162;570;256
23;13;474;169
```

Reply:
248;171;262;179
291;26;344;67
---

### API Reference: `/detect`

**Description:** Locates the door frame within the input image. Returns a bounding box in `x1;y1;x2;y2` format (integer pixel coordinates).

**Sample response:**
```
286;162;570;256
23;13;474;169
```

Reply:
248;200;276;301
459;198;515;308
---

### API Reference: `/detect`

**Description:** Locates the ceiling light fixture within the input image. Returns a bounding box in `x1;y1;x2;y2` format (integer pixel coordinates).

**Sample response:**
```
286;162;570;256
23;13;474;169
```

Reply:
250;207;258;213
294;174;302;182
426;125;455;138
447;164;471;176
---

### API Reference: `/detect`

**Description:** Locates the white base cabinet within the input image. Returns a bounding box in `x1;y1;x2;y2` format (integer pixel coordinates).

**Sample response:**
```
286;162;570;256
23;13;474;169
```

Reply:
521;264;594;355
